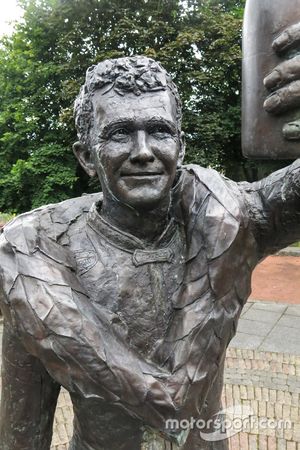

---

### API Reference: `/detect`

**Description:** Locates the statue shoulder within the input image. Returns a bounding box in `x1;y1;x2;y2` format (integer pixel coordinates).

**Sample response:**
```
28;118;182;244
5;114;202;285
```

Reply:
1;193;101;254
181;164;242;219
0;193;100;296
0;195;95;330
186;164;241;217
180;165;246;260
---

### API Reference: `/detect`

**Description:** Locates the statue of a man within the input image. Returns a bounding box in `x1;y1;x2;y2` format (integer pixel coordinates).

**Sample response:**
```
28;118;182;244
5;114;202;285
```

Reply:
1;25;300;450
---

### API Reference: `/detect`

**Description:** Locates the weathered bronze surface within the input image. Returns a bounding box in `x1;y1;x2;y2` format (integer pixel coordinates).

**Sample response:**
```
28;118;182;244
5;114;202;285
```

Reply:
242;0;300;158
1;18;300;450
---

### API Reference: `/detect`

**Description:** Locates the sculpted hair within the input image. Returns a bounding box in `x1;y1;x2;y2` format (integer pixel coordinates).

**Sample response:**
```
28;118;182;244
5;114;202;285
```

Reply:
74;56;182;148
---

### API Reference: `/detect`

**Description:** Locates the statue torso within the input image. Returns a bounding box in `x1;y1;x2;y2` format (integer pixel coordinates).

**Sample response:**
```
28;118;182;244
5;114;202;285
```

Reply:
65;202;187;449
0;166;259;450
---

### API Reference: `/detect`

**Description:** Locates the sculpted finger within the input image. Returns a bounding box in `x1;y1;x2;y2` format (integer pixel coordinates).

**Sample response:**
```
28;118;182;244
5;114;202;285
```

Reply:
263;80;300;114
283;119;300;140
264;55;300;90
273;22;300;53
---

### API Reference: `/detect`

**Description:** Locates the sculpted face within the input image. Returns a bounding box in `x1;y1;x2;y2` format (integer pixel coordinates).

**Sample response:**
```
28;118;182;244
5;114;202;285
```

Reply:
79;89;183;211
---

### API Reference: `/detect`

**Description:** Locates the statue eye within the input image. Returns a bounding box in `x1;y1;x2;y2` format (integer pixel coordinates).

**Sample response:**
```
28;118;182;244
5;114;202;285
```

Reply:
154;125;166;133
110;128;130;141
150;125;173;138
116;128;128;135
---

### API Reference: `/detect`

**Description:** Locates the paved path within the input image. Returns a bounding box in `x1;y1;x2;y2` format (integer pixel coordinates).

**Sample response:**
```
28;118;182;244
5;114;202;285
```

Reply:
224;348;300;450
250;255;300;304
230;300;300;355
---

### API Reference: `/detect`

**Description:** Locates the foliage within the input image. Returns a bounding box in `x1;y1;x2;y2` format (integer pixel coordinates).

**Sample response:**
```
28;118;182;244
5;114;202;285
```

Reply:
0;212;15;225
0;0;279;213
0;144;77;213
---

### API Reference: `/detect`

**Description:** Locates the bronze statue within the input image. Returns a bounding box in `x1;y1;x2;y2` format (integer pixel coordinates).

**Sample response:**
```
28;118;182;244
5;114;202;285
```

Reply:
1;20;300;450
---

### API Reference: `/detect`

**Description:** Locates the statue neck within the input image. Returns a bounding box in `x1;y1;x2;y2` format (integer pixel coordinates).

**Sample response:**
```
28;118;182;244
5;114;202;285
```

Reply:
99;196;171;245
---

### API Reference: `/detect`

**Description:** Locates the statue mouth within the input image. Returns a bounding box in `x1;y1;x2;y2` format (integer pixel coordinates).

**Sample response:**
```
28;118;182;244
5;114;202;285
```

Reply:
121;171;163;177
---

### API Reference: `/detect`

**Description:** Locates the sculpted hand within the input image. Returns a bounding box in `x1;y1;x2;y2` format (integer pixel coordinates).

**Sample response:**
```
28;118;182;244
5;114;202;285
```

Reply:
263;22;300;140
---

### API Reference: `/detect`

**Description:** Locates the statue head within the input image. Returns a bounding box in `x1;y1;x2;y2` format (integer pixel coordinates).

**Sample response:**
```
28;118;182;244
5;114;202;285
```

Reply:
73;56;185;211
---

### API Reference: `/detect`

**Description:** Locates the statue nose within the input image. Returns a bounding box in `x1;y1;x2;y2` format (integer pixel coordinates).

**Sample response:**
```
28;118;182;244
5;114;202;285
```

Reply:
130;131;155;164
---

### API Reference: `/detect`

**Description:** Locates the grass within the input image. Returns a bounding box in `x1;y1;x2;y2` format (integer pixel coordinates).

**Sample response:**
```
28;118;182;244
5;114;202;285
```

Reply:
291;242;300;247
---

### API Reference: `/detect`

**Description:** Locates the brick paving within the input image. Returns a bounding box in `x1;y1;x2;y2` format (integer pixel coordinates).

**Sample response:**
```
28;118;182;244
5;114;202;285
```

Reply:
224;348;300;450
51;390;73;449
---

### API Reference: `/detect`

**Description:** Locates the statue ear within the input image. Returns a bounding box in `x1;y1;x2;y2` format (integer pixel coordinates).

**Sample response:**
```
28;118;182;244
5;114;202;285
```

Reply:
73;141;96;177
177;131;186;167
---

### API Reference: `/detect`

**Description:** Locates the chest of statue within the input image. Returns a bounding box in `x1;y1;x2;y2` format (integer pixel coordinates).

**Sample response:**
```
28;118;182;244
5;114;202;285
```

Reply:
71;206;186;355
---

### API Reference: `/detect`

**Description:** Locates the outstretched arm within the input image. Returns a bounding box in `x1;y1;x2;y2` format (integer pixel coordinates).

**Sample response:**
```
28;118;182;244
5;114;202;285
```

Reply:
0;322;60;450
237;159;300;259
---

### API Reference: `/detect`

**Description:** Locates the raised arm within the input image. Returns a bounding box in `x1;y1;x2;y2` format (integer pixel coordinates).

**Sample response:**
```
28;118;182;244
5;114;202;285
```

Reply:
0;322;60;450
236;159;300;259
